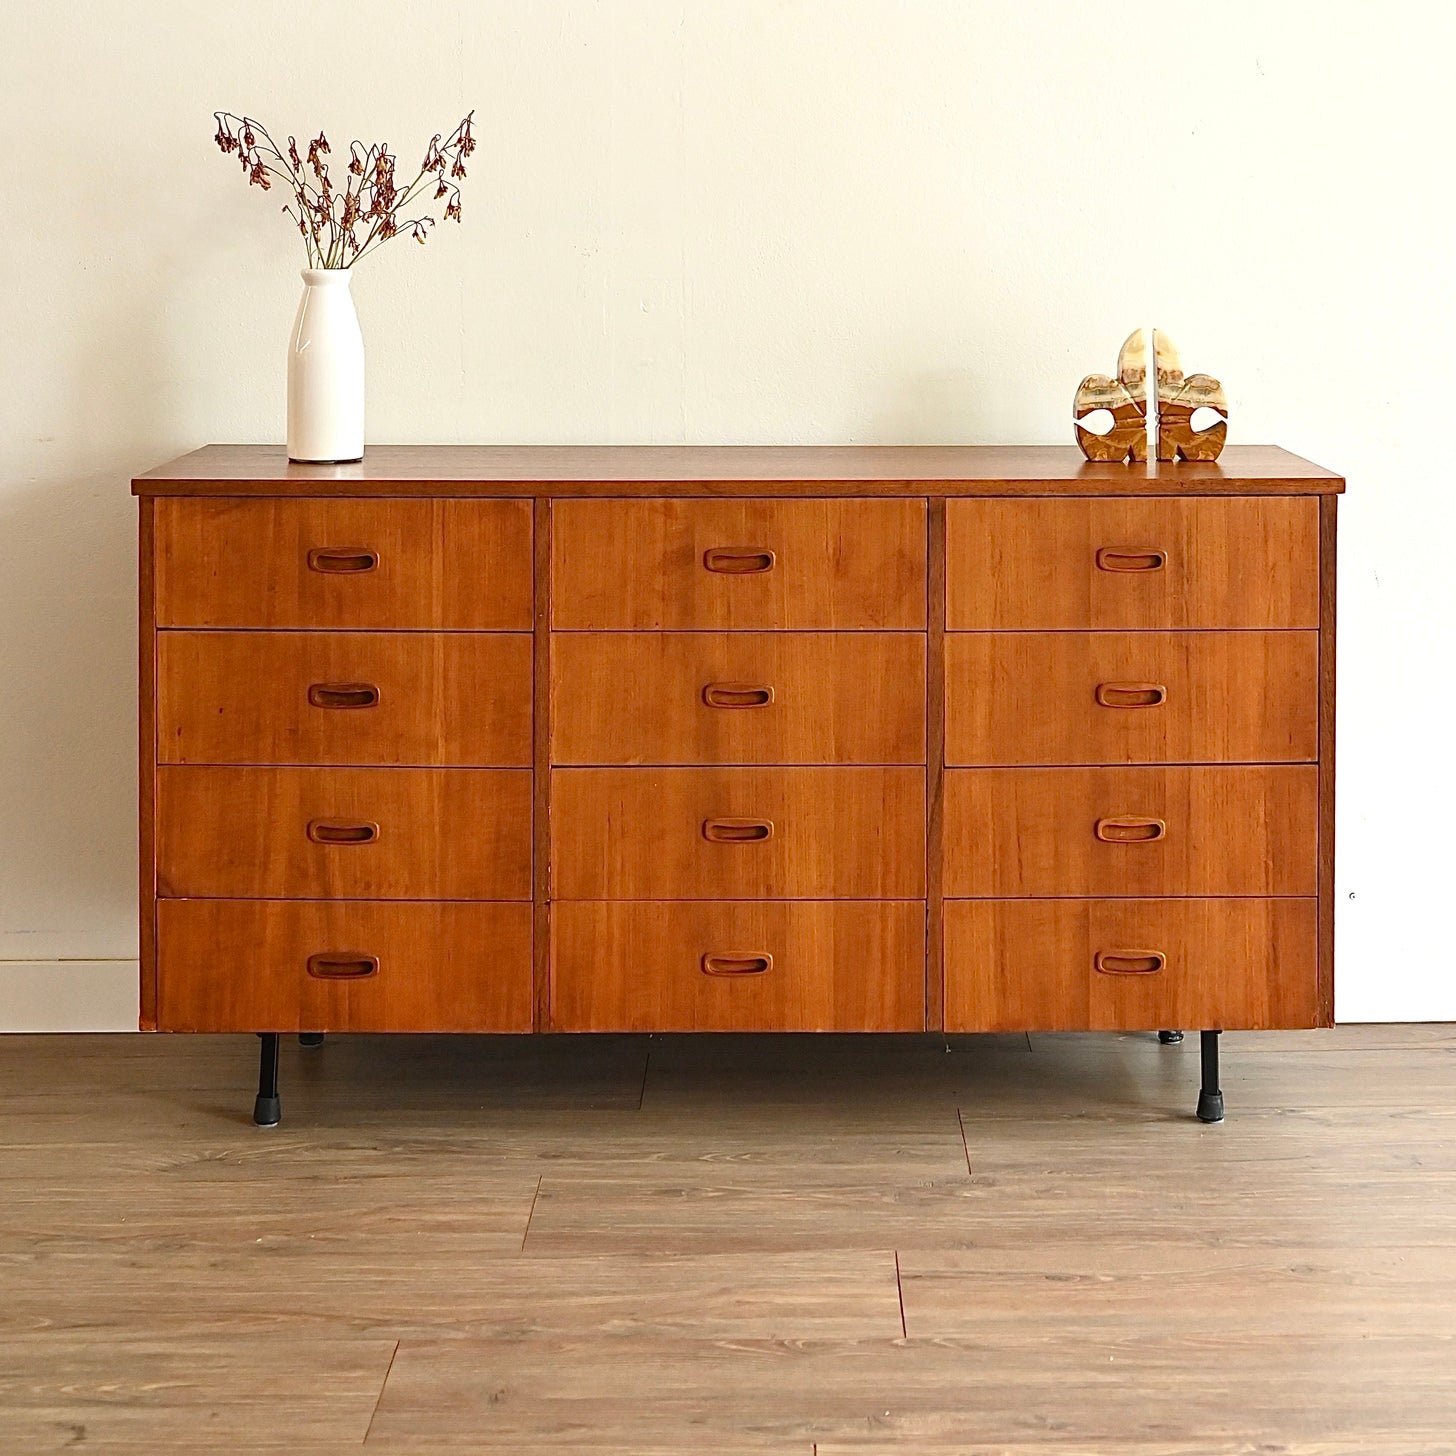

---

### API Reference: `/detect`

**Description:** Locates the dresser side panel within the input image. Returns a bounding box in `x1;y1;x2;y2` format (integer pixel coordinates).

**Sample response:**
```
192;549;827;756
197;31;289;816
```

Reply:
138;498;158;1030
1318;495;1338;1025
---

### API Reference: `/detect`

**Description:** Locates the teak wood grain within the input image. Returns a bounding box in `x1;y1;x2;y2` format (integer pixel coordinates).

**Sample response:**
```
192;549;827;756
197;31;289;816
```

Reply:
551;900;925;1031
133;443;1345;495
942;766;1318;898
156;766;532;901
945;630;1319;766
550;497;927;629
154;497;533;630
532;496;553;1030
945;496;1319;629
925;499;947;1030
551;767;926;900
157;630;533;767
550;632;926;765
1318;494;1338;1025
137;497;158;1030
133;443;1340;1046
943;898;1319;1031
156;899;533;1032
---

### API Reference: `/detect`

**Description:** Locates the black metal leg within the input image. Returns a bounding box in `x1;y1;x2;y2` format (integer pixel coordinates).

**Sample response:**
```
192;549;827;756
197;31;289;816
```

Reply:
1158;1029;1184;1044
254;1033;281;1126
298;1032;325;1048
1196;1029;1224;1123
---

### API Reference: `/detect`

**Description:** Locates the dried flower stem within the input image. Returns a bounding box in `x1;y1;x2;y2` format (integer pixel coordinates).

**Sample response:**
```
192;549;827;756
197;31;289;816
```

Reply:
213;110;475;268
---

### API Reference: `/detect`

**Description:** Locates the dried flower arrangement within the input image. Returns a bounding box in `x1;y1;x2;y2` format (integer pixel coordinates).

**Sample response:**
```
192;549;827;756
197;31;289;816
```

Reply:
212;111;476;268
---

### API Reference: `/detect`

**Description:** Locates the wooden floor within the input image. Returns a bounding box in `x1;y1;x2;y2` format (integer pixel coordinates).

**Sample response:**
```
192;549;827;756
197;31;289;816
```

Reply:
2;1027;1455;1453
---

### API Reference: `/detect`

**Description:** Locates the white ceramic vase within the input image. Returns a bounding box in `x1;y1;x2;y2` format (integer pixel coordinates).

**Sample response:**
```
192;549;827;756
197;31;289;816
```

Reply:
287;268;364;463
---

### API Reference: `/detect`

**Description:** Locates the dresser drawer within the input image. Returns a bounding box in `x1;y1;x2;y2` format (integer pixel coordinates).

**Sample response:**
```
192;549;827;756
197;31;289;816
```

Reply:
155;498;533;629
552;901;925;1030
946;497;1318;629
943;766;1317;897
945;631;1317;765
551;633;925;765
551;498;927;629
157;900;533;1032
158;631;533;766
943;899;1318;1031
157;767;532;900
552;767;925;899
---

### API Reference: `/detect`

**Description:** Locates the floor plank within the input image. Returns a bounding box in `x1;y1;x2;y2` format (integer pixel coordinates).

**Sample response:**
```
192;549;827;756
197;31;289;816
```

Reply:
366;1330;1456;1449
519;1168;1456;1254
0;1336;396;1449
3;1250;901;1342
817;1443;1456;1455
897;1242;1456;1336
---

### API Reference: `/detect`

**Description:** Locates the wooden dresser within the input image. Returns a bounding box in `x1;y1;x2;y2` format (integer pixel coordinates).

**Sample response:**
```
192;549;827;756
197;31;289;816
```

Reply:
134;444;1341;1124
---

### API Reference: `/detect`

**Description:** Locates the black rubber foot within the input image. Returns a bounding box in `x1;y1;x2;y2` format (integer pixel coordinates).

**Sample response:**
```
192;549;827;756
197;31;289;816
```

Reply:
1196;1090;1225;1123
1158;1029;1184;1044
253;1094;281;1127
299;1032;325;1047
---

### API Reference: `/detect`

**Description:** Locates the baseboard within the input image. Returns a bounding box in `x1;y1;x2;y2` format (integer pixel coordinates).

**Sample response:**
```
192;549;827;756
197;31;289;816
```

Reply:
0;961;139;1031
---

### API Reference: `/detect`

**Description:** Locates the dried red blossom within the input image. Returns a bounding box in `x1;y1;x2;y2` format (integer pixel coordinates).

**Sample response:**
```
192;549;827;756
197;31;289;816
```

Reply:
213;110;475;269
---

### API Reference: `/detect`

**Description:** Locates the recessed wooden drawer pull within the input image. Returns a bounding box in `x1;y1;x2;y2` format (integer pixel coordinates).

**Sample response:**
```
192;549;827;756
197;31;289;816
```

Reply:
305;952;380;980
701;817;775;843
703;547;776;574
1094;815;1167;844
307;682;381;709
702;682;775;709
306;819;380;845
307;547;379;574
1093;949;1167;976
1095;547;1167;573
1095;681;1167;709
700;952;773;977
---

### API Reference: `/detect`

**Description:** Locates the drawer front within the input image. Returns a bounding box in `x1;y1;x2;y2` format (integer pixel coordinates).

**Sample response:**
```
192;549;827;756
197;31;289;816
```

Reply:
943;766;1317;897
552;767;925;899
946;497;1318;629
155;498;533;630
551;498;927;629
551;633;925;765
552;901;925;1031
157;767;532;900
943;898;1318;1031
945;631;1317;765
158;631;533;766
157;900;533;1032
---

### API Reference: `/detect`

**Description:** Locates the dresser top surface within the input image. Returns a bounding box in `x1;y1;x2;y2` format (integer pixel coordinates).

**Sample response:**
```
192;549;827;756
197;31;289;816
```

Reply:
133;443;1344;496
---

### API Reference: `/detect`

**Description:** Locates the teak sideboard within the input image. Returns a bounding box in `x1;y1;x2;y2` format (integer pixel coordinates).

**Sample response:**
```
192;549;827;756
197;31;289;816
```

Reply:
133;444;1342;1125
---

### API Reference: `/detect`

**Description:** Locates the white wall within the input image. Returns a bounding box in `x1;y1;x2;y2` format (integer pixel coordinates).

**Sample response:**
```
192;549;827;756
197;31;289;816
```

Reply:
2;1;1450;1027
